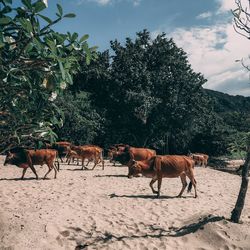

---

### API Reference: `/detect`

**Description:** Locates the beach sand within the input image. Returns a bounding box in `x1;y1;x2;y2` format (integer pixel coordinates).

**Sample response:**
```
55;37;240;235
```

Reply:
0;156;250;250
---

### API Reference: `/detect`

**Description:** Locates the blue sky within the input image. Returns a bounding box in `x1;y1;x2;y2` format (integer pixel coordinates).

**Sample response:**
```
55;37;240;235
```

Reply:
41;0;250;96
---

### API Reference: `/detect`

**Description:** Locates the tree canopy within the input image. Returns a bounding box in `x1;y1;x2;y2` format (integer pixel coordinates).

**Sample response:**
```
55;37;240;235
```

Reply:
0;0;96;151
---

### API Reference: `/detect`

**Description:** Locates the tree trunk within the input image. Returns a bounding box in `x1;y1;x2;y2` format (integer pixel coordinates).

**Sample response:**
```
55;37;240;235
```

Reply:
231;146;250;223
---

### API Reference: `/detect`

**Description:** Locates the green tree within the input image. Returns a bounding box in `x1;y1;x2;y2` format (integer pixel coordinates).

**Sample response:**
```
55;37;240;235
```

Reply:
0;0;96;152
55;92;103;145
91;30;207;152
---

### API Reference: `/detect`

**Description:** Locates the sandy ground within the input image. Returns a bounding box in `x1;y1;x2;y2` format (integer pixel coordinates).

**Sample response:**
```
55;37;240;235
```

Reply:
0;156;250;250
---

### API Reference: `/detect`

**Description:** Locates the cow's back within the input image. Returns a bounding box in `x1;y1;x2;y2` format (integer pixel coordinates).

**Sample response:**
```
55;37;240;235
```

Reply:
27;149;57;165
130;147;156;161
155;155;194;177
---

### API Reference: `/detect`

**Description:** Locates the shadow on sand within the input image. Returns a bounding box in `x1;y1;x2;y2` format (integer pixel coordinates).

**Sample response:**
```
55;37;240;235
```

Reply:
0;177;40;181
75;214;225;249
108;193;194;199
94;174;128;178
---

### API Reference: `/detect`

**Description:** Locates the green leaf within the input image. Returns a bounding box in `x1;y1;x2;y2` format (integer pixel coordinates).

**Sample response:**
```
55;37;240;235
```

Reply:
24;42;33;53
0;16;12;25
71;32;78;41
33;1;47;13
63;13;76;18
21;0;32;9
58;61;65;80
37;14;52;24
57;4;63;16
2;6;12;14
90;46;98;52
18;17;33;33
79;34;89;42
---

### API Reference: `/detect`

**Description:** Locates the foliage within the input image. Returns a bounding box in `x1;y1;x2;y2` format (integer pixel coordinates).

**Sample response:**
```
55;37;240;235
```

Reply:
0;0;96;152
73;30;212;153
54;92;103;145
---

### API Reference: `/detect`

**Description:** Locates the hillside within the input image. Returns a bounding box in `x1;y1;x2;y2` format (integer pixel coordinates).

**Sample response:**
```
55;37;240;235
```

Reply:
204;89;250;113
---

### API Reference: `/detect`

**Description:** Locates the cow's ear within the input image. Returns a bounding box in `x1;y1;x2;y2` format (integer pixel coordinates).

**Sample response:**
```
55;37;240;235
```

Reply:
6;151;10;156
132;159;136;164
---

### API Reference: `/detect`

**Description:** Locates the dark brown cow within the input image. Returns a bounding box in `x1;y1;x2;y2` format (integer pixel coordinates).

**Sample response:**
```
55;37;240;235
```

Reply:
46;141;71;164
113;145;156;167
4;148;58;179
128;155;197;198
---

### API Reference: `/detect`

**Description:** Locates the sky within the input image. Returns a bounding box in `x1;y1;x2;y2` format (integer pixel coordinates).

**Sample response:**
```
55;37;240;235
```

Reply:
41;0;250;96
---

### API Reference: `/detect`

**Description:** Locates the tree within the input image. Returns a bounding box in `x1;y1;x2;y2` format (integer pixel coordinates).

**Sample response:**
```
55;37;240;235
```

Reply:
100;30;207;152
231;0;250;223
55;92;103;145
0;0;96;152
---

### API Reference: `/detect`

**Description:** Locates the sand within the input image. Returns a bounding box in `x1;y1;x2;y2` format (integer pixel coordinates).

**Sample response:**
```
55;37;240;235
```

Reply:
0;156;250;250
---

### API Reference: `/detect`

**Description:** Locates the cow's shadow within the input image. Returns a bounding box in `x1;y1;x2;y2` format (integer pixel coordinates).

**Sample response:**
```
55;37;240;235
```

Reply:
94;174;128;178
0;177;40;181
108;193;194;199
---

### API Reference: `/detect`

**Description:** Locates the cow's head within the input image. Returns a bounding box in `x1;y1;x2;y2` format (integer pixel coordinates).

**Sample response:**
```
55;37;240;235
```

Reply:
128;160;141;178
4;151;15;166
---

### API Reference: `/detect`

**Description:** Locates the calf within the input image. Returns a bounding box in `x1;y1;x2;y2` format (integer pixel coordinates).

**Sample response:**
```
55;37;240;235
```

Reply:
4;148;58;180
71;145;104;170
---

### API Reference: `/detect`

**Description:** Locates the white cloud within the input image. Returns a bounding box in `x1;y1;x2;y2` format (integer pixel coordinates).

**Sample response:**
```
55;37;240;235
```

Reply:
77;0;141;6
152;18;250;96
196;11;213;20
77;0;111;5
217;0;249;14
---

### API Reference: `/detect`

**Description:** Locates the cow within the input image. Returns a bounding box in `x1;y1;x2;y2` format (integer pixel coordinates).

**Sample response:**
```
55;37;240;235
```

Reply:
107;145;126;166
188;152;209;167
3;148;59;180
46;141;71;165
70;145;104;170
128;155;197;198
113;145;156;173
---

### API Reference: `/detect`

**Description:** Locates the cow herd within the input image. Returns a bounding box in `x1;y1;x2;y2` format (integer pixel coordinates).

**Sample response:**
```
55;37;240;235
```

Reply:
2;142;209;198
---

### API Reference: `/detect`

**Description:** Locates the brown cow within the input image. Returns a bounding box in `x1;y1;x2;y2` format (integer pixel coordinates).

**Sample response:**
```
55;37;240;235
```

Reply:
113;145;156;173
70;145;104;170
188;152;209;167
46;141;71;164
4;148;58;179
128;155;197;198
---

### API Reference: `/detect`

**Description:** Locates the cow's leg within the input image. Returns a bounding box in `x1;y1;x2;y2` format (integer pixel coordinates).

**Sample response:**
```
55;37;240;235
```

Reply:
29;164;38;180
43;165;53;179
149;175;158;194
187;170;197;198
91;158;98;170
102;159;104;170
60;156;64;163
55;160;60;171
157;174;163;198
81;158;88;170
53;163;57;179
21;168;27;180
67;156;71;165
177;173;187;197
